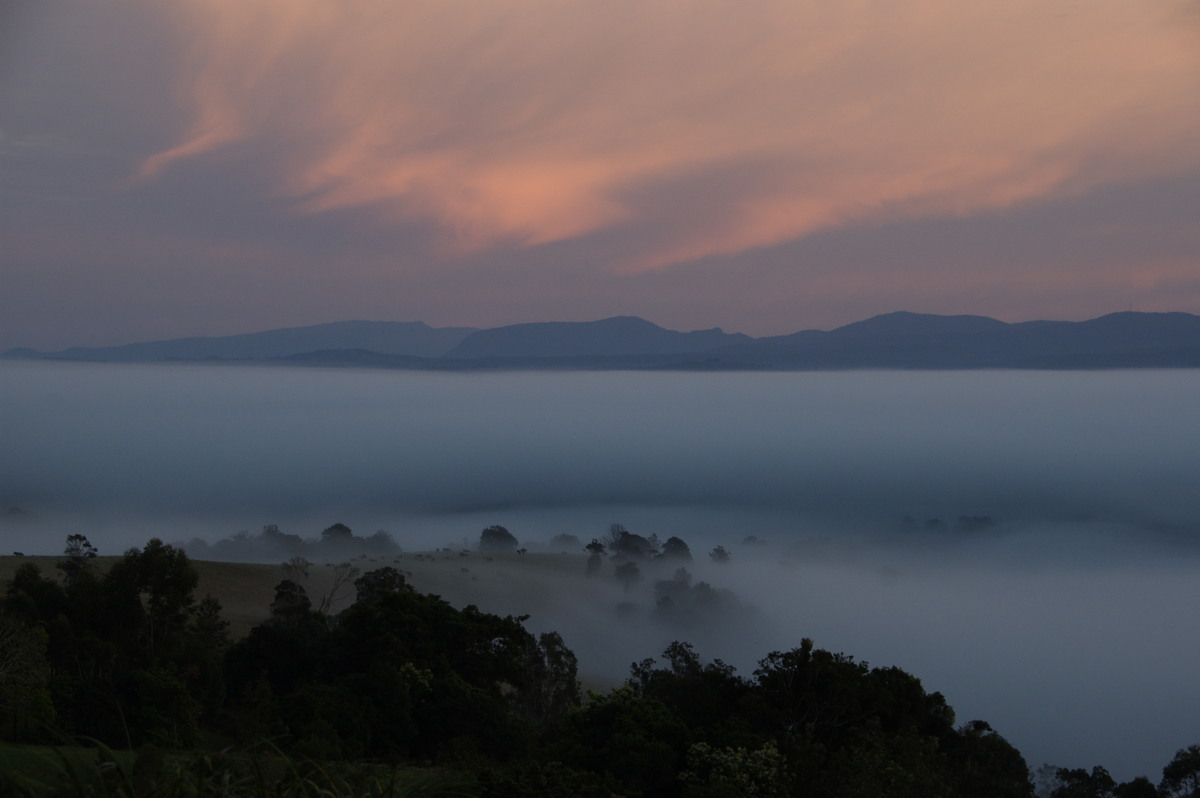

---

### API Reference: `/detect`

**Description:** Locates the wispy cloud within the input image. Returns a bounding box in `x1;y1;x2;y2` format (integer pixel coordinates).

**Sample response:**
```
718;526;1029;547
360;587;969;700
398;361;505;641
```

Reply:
142;0;1200;270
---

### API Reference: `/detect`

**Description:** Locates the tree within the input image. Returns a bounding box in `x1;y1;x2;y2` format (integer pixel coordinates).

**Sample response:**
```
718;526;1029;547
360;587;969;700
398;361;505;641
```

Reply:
353;566;413;604
3;563;67;624
317;523;357;557
189;595;230;653
1115;777;1160;798
270;579;313;623
614;561;641;591
626;642;750;753
63;533;98;560
0;612;55;738
585;539;605;576
612;531;654;559
604;523;628;547
949;720;1033;798
185;594;231;719
551;687;690;797
105;538;199;661
322;522;353;540
1051;766;1118;798
262;523;304;547
480;525;519;552
316;562;360;615
1161;745;1200;798
363;529;398;554
281;556;311;583
660;536;693;562
76;539;209;746
654;567;693;603
709;545;731;563
57;534;98;584
513;631;581;725
316;585;539;759
680;741;788;798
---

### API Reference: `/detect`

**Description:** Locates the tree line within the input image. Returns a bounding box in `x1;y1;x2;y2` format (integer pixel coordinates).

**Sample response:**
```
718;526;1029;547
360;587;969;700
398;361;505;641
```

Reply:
1;534;1197;798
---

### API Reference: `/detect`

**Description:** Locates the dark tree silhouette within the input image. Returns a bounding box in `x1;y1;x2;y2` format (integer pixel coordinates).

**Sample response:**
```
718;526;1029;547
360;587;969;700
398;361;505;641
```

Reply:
57;534;98;584
585;538;605;575
322;522;354;540
1116;777;1161;798
604;523;628;547
317;562;360;614
659;536;692;561
270;579;313;623
1161;745;1200;798
513;631;580;725
612;531;654;558
106;538;199;659
353;566;413;603
1050;766;1118;798
480;525;520;552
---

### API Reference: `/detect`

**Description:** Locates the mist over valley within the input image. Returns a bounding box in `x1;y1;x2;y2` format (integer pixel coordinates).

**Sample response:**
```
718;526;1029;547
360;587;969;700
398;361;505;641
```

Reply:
2;360;1199;782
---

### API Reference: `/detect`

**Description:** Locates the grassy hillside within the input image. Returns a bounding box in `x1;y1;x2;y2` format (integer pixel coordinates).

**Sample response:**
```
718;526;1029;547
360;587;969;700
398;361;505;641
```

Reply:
0;550;590;637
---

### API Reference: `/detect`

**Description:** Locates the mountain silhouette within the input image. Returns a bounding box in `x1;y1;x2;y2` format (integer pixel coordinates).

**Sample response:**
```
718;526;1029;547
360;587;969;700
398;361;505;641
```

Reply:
7;312;1200;370
445;316;751;359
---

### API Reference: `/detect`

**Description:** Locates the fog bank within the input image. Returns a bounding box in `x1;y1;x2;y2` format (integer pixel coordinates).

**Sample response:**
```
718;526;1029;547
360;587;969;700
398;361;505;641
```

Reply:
1;360;1198;779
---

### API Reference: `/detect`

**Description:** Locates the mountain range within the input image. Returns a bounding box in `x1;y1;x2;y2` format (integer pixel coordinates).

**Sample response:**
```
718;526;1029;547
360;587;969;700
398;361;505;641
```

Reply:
7;311;1200;370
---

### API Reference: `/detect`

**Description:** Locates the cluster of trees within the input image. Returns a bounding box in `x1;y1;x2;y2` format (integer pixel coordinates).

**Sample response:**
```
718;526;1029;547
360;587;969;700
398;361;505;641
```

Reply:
1037;754;1200;798
3;535;1199;798
573;526;749;629
182;523;400;562
648;566;747;632
580;524;696;581
569;639;1038;798
479;525;522;553
0;536;575;763
478;522;734;571
225;566;580;762
0;535;226;745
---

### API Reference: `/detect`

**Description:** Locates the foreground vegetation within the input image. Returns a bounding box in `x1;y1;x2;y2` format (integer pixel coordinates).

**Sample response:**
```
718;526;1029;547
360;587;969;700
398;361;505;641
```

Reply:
0;741;472;798
1;536;1197;797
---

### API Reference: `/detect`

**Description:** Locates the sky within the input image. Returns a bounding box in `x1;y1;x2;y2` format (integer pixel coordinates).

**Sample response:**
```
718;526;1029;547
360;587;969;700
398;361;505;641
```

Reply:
2;0;1199;351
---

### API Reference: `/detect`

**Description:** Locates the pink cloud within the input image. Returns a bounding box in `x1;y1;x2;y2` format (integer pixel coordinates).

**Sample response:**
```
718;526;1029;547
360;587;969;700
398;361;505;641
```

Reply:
125;0;1200;271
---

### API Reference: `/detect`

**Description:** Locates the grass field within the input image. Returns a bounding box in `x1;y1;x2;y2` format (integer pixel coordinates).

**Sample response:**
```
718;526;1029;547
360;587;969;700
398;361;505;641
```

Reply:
0;549;591;637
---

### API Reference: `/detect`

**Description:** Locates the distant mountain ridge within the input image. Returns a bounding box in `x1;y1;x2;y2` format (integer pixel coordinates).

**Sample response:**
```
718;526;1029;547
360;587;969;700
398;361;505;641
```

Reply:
445;316;752;359
6;311;1200;370
3;321;478;362
723;311;1200;369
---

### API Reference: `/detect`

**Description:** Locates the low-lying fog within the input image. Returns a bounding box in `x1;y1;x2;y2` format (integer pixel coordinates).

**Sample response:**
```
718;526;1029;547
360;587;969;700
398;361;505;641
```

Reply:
2;360;1199;780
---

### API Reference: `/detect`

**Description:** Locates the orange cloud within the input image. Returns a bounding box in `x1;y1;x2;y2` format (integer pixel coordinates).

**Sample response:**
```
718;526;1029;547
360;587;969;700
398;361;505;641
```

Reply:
142;0;1200;270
